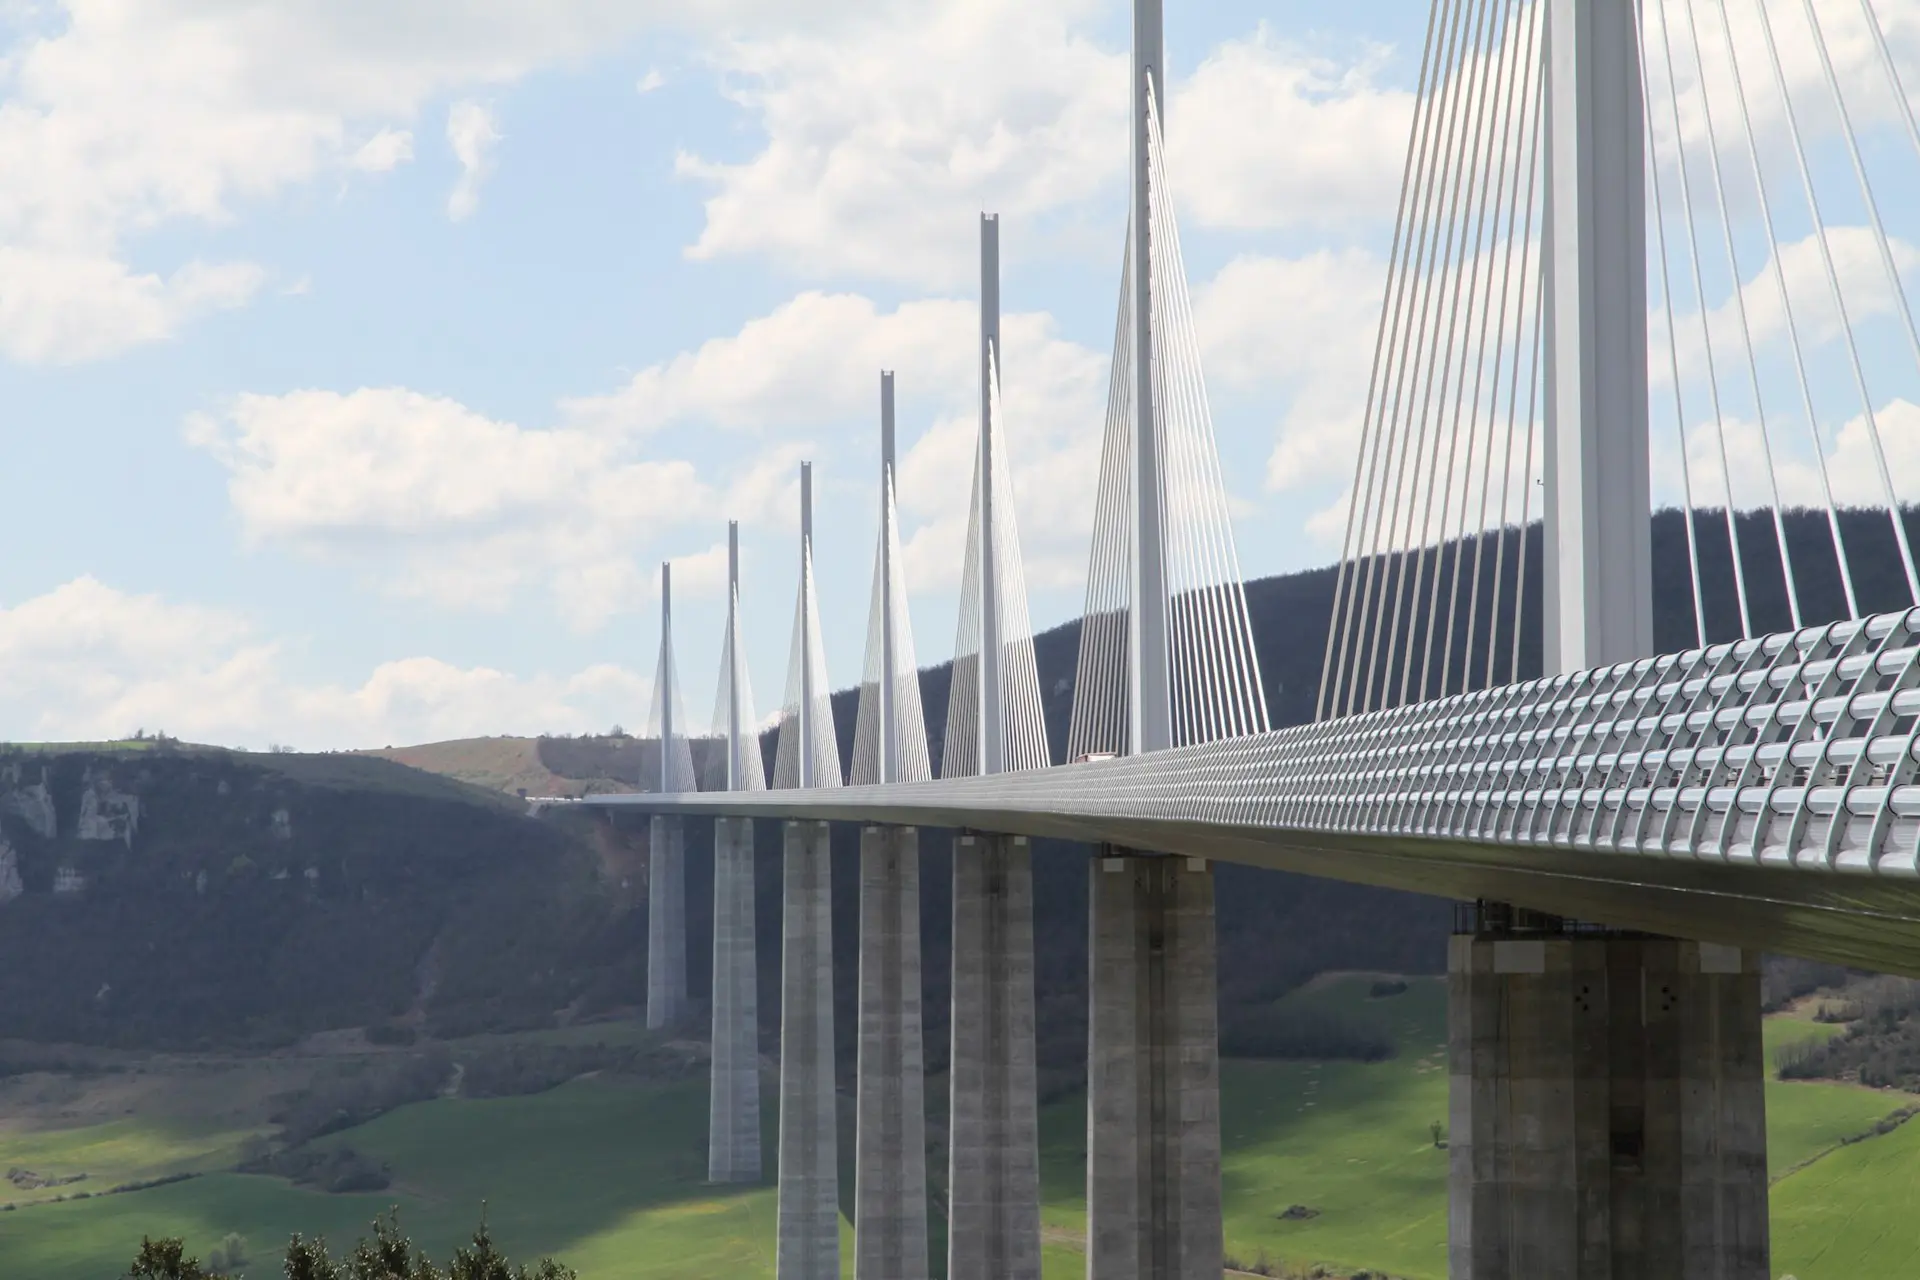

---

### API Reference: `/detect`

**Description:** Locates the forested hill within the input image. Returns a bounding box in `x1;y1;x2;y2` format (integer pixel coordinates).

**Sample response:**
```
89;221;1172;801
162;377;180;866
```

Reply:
0;748;649;1049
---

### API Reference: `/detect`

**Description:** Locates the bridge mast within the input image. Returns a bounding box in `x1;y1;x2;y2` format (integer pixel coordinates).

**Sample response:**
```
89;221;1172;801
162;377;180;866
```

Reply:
980;215;1005;773
1542;0;1651;672
880;375;899;782
660;562;675;792
798;462;817;788
726;525;743;787
1129;0;1169;754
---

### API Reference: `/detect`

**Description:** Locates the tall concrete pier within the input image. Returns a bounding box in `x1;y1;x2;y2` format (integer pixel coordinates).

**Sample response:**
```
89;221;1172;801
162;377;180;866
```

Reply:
777;819;839;1280
853;825;929;1280
709;523;764;1182
947;832;1040;1280
1448;912;1768;1278
646;814;688;1031
1087;852;1222;1280
709;815;761;1183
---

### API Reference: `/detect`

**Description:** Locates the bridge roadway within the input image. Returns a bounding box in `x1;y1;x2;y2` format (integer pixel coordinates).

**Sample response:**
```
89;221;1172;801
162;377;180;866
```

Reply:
582;608;1920;977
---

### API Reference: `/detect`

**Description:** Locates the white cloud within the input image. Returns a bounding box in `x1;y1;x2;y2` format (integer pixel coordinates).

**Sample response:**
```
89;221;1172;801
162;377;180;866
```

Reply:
0;248;263;364
677;0;1125;286
351;128;416;173
190;280;1112;621
0;0;830;364
446;100;501;220
1169;27;1414;231
1661;398;1920;512
0;577;646;749
1193;249;1387;502
565;291;980;433
187;387;717;626
637;68;667;94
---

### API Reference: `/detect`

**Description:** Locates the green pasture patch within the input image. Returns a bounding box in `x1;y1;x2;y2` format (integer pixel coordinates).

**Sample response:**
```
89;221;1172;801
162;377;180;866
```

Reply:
0;1115;255;1207
1771;1100;1920;1279
1;982;1915;1280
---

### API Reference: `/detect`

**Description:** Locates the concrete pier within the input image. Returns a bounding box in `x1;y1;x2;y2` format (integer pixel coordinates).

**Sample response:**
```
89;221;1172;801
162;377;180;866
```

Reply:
1448;909;1769;1279
778;820;840;1280
854;826;929;1280
947;832;1041;1280
709;815;761;1183
1087;852;1222;1280
646;815;688;1032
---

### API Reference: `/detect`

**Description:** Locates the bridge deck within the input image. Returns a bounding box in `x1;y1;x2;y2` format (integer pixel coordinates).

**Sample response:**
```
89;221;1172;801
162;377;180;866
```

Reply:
573;610;1920;975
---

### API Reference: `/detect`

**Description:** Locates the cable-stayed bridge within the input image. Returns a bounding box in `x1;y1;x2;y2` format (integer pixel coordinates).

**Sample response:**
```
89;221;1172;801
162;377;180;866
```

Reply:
563;0;1920;1276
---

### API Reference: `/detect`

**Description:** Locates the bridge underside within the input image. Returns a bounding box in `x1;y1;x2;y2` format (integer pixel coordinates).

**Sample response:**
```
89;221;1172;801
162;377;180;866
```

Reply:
590;791;1920;976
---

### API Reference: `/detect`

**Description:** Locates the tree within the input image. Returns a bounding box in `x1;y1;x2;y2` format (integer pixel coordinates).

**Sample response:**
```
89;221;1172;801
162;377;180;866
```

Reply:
142;1211;576;1280
123;1238;228;1280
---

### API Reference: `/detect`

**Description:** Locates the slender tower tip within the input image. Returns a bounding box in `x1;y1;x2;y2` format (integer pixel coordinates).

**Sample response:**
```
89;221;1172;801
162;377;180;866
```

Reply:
800;462;813;545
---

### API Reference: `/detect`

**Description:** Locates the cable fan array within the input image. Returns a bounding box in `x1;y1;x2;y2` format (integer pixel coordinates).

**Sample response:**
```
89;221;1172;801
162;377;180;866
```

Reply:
1318;0;1548;722
944;344;1051;777
650;584;699;794
711;565;766;791
772;533;843;790
853;462;935;784
1639;0;1920;641
1068;71;1269;760
1321;0;1920;722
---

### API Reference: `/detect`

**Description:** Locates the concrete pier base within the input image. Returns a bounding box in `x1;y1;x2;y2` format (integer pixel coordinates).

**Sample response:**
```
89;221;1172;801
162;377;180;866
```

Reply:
854;826;929;1280
1448;908;1769;1280
646;815;688;1031
709;816;761;1184
947;832;1041;1280
1087;852;1222;1280
778;820;840;1280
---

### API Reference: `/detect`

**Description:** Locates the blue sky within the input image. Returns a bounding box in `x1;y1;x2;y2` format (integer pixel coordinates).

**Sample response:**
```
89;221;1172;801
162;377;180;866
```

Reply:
2;0;1919;749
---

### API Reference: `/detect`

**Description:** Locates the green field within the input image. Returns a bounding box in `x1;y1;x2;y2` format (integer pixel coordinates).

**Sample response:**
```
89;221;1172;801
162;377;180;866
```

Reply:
1;978;1913;1280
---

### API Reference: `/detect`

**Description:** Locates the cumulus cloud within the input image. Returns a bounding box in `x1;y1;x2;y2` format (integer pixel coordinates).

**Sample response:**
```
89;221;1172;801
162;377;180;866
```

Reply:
351;128;416;173
188;278;1113;622
677;0;1125;285
0;0;833;364
1660;398;1920;513
187;387;717;625
1169;27;1414;231
446;101;501;220
1192;249;1388;506
564;292;981;433
0;249;263;364
0;577;646;750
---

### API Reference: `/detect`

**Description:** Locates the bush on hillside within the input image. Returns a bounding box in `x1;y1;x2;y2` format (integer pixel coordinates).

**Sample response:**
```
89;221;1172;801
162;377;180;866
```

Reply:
239;1145;390;1194
271;1047;453;1146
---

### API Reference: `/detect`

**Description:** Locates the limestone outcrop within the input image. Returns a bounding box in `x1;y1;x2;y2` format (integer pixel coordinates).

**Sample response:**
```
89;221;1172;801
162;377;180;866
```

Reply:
76;770;139;847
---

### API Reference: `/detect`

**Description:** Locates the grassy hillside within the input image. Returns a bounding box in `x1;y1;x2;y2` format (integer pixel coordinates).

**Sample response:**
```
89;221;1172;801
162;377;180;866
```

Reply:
4;978;1914;1280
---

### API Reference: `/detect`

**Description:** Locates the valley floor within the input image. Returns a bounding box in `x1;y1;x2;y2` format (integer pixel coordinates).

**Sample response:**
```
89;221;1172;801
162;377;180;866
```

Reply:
0;978;1909;1280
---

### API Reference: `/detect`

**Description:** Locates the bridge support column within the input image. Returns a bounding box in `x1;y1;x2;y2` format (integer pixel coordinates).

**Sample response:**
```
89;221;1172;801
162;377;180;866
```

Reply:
709;816;761;1183
854;826;929;1279
1448;910;1768;1279
948;832;1041;1280
779;820;840;1280
647;815;688;1031
1087;851;1222;1280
